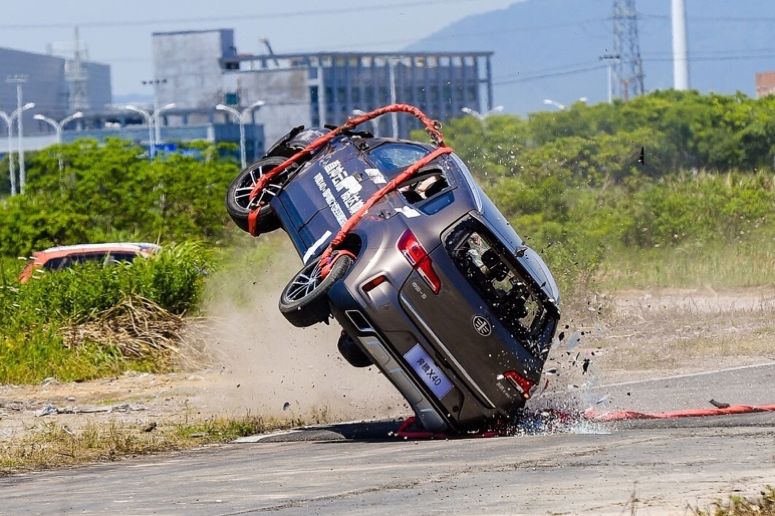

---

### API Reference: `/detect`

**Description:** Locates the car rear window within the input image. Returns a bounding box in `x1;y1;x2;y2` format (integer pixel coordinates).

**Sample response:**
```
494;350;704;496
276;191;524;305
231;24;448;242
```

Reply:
445;219;548;342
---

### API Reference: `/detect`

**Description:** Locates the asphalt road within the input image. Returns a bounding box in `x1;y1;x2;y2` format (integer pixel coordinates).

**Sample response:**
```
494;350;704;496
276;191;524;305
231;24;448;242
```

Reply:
2;363;775;515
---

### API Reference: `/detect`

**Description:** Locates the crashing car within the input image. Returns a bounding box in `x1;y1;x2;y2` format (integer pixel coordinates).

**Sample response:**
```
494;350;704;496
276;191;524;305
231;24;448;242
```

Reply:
18;242;161;283
225;105;560;433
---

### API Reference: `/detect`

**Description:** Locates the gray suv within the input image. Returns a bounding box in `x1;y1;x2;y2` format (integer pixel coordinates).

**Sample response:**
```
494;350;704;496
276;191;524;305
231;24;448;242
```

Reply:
226;123;560;433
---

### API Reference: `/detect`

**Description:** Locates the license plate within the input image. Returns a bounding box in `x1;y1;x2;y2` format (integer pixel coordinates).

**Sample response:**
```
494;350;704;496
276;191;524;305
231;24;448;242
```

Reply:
403;344;454;399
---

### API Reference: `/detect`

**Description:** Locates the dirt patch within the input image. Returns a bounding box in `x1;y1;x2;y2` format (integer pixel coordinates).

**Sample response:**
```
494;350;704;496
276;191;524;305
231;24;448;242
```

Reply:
539;288;775;394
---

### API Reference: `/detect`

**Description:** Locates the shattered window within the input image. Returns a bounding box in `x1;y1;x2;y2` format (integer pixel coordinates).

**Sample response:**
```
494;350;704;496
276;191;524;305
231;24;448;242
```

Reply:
369;143;429;173
448;228;546;341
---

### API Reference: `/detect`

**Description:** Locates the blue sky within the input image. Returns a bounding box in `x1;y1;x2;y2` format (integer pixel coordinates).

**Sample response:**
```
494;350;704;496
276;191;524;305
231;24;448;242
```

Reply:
0;0;515;96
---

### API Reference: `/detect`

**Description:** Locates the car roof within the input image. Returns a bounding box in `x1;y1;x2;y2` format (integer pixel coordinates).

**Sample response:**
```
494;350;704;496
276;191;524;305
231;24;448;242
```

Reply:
32;243;161;262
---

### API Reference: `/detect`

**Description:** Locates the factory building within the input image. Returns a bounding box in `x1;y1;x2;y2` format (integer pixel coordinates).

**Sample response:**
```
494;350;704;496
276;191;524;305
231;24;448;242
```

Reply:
151;29;494;144
0;46;111;135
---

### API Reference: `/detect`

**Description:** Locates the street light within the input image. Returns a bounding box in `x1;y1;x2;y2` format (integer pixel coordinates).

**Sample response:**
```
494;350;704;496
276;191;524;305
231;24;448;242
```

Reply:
352;109;379;137
216;100;266;168
0;101;35;195
126;104;154;158
153;102;176;146
543;98;566;110
461;105;504;121
34;111;83;172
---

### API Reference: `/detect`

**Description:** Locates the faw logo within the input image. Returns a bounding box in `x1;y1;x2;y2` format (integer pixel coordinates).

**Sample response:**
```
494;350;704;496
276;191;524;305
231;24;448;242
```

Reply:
472;315;492;337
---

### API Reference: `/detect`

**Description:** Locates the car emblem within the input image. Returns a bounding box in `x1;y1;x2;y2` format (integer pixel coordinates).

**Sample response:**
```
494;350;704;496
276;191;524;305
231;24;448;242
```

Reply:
472;315;491;337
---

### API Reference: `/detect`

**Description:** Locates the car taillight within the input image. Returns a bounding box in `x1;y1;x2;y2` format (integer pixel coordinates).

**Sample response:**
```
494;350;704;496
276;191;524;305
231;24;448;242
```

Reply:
503;370;533;399
397;229;441;294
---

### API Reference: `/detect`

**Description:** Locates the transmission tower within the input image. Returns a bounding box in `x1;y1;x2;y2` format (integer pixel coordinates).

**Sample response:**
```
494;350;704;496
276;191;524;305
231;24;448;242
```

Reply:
64;27;90;111
612;0;645;100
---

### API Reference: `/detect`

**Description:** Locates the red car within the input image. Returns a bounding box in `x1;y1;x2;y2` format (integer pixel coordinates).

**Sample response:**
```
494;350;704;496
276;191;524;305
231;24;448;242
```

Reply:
18;243;161;283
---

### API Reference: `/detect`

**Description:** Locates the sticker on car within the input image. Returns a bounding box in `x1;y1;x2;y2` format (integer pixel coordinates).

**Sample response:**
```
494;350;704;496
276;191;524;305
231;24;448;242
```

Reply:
403;343;453;399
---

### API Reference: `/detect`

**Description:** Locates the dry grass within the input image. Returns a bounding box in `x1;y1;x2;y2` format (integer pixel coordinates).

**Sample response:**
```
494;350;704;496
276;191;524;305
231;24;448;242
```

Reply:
60;295;210;370
692;486;775;516
0;413;322;476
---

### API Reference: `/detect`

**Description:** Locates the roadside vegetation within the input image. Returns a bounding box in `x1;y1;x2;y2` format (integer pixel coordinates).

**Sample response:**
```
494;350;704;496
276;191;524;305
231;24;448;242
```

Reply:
0;90;773;387
0;243;209;383
0;413;321;475
693;486;775;516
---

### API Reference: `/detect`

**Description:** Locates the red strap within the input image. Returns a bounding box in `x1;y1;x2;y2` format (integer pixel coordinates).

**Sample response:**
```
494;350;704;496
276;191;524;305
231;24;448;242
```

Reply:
585;403;775;422
247;208;260;236
247;103;446;203
317;146;453;272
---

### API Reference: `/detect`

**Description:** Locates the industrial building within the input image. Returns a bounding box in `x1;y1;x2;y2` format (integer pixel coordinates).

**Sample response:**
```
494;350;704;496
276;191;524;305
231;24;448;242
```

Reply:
0;46;111;135
151;29;494;144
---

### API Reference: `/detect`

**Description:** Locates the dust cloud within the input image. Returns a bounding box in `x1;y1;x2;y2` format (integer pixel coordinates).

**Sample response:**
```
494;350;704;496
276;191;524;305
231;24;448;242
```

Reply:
194;240;407;422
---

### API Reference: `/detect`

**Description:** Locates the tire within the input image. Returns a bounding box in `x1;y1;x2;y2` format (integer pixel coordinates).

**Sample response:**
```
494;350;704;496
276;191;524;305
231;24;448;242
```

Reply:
225;156;286;234
279;255;353;328
337;332;373;368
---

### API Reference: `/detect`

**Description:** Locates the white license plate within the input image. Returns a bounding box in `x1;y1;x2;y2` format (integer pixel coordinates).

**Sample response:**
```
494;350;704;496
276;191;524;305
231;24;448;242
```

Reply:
403;344;454;399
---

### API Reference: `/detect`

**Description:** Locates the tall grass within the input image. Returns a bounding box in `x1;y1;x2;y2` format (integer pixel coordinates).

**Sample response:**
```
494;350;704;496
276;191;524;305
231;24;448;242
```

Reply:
599;237;775;290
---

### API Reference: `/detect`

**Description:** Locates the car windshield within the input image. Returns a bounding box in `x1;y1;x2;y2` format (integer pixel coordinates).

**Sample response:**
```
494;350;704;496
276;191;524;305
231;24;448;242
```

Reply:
447;224;547;342
368;143;429;173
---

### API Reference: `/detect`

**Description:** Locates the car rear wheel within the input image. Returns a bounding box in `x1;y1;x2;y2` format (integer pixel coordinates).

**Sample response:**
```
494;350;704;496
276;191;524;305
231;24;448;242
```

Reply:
279;255;353;327
225;156;286;234
337;332;373;368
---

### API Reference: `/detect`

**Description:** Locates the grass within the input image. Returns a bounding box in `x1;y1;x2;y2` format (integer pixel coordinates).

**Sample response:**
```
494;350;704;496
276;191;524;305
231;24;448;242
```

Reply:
0;413;317;476
598;237;775;290
692;486;775;515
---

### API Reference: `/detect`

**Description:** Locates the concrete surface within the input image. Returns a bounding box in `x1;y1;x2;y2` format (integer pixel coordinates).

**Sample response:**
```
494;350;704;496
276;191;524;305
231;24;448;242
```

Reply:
1;363;774;515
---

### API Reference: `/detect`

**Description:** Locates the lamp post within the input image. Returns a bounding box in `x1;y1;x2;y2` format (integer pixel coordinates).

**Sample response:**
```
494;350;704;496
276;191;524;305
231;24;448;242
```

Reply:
461;105;504;121
0;112;16;196
216;100;265;168
352;109;379;136
543;98;566;111
126;105;155;158
7;75;34;193
0;101;35;195
33;112;83;172
153;102;176;147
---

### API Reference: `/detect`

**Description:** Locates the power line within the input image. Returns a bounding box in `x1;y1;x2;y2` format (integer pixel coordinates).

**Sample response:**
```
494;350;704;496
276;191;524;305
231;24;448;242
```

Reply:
639;12;775;23
493;64;607;85
0;0;502;30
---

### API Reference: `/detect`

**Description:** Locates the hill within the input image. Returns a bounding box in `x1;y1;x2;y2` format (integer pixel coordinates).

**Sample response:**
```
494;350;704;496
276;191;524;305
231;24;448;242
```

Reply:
406;0;775;113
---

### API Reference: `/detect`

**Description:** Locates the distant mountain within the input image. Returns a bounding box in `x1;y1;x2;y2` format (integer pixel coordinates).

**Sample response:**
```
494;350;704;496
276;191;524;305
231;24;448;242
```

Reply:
406;0;775;114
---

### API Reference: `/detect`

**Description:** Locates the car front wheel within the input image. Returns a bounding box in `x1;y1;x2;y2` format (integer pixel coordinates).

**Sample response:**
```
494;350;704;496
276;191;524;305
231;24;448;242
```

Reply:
279;254;353;327
225;156;286;234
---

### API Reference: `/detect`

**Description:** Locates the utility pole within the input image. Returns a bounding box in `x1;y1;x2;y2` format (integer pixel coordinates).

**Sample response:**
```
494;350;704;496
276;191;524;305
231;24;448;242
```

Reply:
7;75;29;193
388;58;399;138
612;0;645;100
599;54;620;103
671;0;690;90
